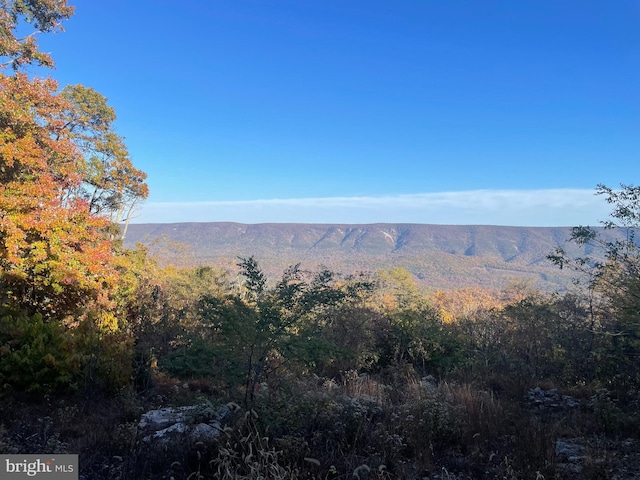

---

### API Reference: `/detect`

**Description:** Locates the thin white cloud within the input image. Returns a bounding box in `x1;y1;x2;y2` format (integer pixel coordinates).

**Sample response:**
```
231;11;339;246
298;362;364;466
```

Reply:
134;189;611;226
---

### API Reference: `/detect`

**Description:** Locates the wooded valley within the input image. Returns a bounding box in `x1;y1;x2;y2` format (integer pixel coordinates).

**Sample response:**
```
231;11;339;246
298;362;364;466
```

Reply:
123;222;628;292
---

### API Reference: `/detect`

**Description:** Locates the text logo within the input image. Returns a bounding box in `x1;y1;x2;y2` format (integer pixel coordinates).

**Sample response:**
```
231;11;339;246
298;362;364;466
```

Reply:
1;455;78;479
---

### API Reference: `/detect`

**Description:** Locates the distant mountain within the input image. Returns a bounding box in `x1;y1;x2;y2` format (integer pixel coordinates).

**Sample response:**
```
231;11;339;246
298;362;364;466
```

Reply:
123;222;615;291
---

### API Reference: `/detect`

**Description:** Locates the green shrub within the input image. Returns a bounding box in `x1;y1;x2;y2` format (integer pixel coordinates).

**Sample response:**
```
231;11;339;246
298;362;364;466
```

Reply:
159;339;213;379
0;313;78;394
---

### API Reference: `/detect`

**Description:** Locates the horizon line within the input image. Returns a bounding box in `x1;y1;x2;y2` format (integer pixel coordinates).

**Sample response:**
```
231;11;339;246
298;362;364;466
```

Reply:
132;188;611;227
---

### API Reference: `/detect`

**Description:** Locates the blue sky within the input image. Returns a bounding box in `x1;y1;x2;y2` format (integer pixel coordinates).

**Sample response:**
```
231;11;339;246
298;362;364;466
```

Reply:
38;1;638;225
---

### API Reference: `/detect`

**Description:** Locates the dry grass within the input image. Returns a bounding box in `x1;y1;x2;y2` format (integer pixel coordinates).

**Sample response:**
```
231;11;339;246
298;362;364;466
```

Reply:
2;368;639;479
209;407;298;480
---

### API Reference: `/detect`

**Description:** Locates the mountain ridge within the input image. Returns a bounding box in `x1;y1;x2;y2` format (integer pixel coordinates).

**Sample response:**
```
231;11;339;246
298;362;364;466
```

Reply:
123;222;610;291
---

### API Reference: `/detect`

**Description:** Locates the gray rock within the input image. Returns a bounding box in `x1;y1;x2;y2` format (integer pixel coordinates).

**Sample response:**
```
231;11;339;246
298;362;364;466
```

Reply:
526;387;579;409
138;405;198;431
190;423;221;442
137;404;229;447
144;421;188;444
556;438;586;462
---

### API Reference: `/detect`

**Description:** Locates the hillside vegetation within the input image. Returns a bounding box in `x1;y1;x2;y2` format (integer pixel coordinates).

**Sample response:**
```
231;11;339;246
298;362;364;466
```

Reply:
1;3;640;479
124;223;625;291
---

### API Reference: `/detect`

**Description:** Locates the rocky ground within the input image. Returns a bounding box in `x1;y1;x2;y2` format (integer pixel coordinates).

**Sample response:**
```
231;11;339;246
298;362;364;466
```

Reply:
2;385;640;479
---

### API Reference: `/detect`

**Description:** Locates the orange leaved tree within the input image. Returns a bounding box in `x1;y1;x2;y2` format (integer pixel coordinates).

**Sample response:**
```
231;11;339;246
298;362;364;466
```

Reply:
0;73;119;319
0;1;147;321
0;1;149;394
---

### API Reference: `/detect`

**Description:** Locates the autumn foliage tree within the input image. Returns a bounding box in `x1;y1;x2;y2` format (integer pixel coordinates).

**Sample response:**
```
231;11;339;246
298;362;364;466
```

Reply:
0;73;116;318
0;1;148;394
0;1;147;321
0;0;74;69
59;84;148;240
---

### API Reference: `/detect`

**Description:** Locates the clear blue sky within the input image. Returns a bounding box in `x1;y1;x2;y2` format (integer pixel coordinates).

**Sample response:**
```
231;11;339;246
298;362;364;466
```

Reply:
38;1;638;225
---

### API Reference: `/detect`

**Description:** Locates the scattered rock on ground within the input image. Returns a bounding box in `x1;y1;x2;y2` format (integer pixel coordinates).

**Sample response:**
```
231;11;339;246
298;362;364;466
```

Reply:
526;387;580;409
137;404;229;446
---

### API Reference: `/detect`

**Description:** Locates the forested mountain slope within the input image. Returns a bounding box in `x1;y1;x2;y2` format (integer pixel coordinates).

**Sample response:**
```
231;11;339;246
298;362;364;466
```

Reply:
124;222;620;290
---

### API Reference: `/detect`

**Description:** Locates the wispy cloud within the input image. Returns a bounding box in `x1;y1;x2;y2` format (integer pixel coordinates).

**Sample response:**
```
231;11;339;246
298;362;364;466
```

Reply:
135;189;611;226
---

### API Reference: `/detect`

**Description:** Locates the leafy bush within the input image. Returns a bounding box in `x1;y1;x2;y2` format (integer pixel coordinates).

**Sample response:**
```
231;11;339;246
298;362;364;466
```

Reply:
158;337;240;385
0;313;78;394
